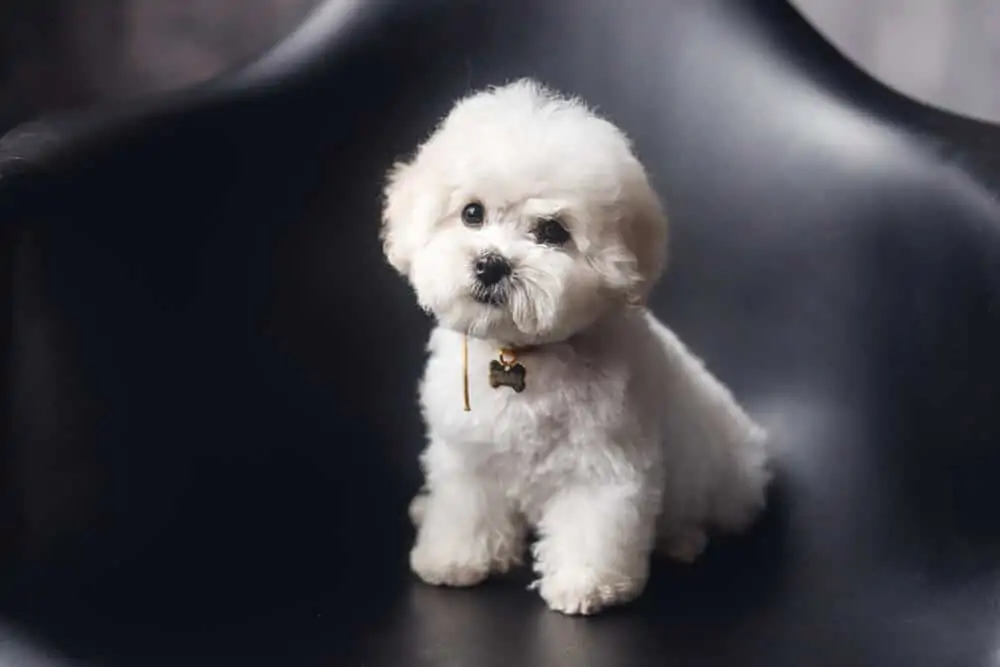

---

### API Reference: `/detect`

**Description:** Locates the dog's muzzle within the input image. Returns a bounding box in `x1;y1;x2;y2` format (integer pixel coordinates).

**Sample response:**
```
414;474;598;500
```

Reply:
472;252;511;305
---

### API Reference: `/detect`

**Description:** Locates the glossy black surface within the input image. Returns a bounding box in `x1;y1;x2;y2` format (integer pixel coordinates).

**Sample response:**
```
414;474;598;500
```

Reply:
3;1;1000;665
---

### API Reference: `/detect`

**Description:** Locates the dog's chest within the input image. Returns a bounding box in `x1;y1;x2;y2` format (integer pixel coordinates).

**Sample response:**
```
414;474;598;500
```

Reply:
419;331;630;464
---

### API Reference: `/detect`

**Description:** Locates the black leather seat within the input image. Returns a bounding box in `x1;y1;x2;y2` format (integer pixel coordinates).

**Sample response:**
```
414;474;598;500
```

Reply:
3;1;1000;664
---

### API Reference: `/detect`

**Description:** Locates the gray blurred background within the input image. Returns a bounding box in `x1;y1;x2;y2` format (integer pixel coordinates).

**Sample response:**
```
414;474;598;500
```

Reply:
1;0;999;134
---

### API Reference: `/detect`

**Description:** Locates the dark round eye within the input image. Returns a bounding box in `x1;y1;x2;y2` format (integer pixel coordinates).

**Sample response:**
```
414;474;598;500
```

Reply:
534;218;570;246
461;202;485;227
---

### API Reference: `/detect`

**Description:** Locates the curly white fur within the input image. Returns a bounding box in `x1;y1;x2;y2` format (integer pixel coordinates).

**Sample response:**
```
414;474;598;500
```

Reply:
381;79;770;615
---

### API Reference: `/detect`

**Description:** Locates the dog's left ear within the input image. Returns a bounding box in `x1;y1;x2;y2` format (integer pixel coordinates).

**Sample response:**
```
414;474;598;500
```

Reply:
622;174;669;304
380;157;436;275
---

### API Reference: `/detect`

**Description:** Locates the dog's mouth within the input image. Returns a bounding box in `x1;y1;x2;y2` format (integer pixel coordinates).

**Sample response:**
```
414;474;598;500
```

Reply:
471;284;507;307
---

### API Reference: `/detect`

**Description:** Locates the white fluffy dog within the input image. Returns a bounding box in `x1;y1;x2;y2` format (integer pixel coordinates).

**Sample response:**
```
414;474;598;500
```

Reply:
380;79;770;615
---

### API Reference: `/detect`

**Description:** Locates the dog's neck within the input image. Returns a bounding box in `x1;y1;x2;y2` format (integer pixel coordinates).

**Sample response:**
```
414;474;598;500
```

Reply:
458;306;639;411
469;303;634;357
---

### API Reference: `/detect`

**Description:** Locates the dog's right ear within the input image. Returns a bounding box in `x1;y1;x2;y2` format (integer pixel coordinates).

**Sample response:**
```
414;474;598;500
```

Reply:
381;158;434;276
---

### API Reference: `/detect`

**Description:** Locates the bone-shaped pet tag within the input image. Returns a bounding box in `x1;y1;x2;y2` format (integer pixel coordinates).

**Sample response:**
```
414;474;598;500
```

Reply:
489;357;527;392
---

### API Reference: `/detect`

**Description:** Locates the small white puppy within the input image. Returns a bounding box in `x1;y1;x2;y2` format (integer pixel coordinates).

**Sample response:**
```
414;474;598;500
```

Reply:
381;79;770;615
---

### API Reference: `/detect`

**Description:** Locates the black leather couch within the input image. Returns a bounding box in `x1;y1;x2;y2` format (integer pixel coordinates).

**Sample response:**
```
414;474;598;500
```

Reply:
3;1;1000;665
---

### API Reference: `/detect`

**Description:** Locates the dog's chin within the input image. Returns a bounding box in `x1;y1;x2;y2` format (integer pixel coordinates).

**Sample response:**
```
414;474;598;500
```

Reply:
432;297;527;346
433;300;569;348
427;280;610;346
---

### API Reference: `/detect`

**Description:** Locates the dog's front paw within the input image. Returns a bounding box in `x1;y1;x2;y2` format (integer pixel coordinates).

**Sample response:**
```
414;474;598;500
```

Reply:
410;541;493;588
532;566;645;616
410;532;523;587
409;486;525;587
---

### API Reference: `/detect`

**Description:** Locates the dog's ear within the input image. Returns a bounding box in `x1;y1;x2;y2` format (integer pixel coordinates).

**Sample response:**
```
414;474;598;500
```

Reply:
622;173;669;304
381;157;436;275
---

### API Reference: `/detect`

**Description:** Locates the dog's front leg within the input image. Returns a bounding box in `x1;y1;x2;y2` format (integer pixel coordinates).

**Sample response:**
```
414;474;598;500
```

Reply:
531;482;658;615
410;470;524;588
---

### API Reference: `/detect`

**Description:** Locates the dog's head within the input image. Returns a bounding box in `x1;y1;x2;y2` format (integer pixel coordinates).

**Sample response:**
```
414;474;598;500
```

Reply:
381;79;667;346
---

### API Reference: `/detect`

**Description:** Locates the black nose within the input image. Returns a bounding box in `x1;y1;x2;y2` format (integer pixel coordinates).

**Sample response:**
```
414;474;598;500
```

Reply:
474;253;511;286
